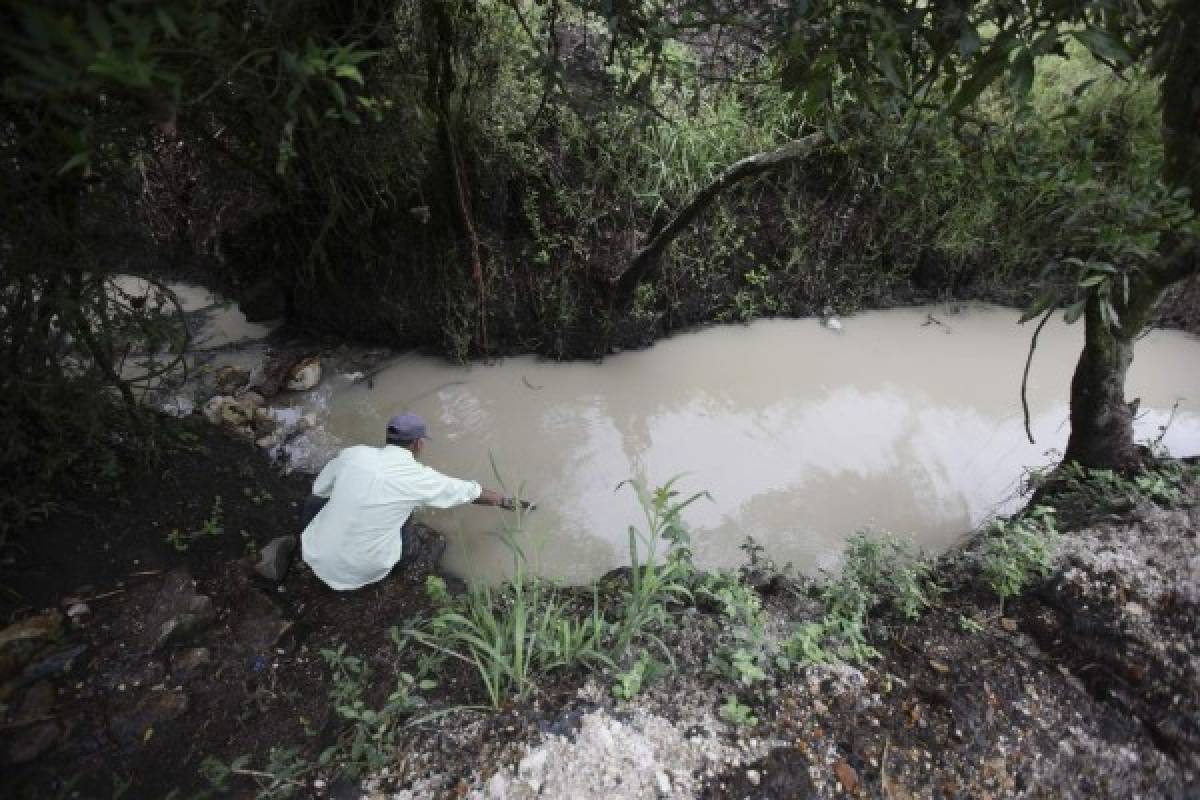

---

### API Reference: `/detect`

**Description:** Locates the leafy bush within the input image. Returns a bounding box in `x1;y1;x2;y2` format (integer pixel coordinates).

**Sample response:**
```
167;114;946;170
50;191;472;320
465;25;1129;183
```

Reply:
980;506;1059;613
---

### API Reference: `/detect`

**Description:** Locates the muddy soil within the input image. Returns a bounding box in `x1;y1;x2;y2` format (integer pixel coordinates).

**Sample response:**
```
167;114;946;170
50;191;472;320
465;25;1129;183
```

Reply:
1;417;1197;799
0;418;453;798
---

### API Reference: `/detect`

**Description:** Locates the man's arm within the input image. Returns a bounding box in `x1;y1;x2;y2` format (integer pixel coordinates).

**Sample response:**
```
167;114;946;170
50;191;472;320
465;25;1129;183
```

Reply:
311;453;341;498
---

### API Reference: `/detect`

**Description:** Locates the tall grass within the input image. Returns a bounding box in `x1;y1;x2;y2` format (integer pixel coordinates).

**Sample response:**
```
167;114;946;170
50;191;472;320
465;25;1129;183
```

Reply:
404;476;708;707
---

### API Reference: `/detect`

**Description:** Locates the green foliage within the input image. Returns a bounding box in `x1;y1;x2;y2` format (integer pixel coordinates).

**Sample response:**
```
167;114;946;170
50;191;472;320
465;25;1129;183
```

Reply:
611;653;663;701
786;532;938;667
318;642;430;778
197;495;225;538
718;695;758;729
1044;460;1196;513
407;523;611;707
406;476;706;707
980;506;1059;612
609;476;707;658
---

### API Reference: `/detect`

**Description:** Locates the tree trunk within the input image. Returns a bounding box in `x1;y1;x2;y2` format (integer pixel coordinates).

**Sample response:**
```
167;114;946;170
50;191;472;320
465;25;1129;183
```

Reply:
1062;295;1141;470
1061;5;1200;470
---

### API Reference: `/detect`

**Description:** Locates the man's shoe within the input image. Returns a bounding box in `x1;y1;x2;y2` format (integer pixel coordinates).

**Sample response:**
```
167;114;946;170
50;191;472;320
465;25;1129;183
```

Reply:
255;535;297;582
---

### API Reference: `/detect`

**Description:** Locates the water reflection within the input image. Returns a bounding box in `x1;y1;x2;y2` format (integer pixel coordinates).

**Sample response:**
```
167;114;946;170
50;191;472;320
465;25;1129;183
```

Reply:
315;306;1200;583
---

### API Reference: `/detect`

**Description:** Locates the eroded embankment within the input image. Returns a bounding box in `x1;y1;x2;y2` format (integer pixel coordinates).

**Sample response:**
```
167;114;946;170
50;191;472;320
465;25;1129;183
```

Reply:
0;417;1196;799
384;477;1199;799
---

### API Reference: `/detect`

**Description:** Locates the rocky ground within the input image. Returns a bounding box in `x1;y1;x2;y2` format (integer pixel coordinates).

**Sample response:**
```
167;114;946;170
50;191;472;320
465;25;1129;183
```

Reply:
374;487;1199;800
1;410;1197;798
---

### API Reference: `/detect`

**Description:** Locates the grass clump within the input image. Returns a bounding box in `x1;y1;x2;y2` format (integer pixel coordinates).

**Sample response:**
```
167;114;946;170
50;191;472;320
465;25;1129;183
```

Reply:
404;476;707;708
979;506;1059;614
787;533;938;666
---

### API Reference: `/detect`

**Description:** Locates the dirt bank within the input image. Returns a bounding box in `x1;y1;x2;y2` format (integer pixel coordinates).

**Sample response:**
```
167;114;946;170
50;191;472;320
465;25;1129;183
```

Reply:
1;418;1197;798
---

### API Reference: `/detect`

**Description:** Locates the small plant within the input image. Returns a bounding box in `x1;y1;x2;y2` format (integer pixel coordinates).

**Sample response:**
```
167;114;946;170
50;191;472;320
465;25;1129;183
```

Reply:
319;642;428;777
980;506;1059;613
407;526;610;707
196;495;224;538
243;486;274;506
718;695;758;728
165;527;189;553
1032;460;1196;516
611;653;662;700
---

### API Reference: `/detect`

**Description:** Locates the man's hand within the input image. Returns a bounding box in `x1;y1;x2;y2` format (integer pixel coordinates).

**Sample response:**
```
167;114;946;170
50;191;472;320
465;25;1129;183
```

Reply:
500;497;537;512
474;488;536;511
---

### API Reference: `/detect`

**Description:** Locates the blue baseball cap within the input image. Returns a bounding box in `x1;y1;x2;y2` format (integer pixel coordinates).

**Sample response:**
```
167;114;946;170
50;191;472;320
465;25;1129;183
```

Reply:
386;413;429;441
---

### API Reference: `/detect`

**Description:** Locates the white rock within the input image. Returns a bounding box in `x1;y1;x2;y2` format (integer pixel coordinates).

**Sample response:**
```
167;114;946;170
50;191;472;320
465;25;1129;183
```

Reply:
285;357;322;391
202;395;235;425
656;770;671;795
66;602;91;620
237;391;265;411
823;316;843;332
519;747;549;791
486;770;510;799
746;769;761;786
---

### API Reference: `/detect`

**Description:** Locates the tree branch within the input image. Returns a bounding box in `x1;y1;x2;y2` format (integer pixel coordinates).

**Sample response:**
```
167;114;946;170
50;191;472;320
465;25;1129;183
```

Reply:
611;131;826;301
1021;306;1055;445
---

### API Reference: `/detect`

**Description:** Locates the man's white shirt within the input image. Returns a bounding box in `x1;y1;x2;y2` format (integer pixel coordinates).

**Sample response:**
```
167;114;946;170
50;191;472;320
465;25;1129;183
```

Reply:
301;445;481;590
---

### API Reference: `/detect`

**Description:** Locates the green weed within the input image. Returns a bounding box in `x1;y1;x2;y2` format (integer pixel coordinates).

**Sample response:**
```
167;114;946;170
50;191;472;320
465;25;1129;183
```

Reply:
980;506;1059;613
718;695;759;728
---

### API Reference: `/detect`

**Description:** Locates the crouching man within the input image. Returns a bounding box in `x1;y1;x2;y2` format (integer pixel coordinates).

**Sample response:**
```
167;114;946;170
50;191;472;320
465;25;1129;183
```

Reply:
256;413;529;589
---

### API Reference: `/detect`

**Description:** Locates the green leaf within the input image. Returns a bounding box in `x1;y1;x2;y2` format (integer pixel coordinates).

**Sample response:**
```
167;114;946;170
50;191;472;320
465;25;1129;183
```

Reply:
155;8;179;39
334;64;364;85
957;24;982;58
1008;47;1034;99
1072;28;1132;66
1078;274;1107;288
1063;300;1086;325
86;3;112;50
948;41;1012;115
58;150;91;175
1019;288;1058;323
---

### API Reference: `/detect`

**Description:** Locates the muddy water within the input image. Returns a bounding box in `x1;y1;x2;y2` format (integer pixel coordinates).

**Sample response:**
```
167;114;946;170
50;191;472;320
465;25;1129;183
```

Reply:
308;306;1200;584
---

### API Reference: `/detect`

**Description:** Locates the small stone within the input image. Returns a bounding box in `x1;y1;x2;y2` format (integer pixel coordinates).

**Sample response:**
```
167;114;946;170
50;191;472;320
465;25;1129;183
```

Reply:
1000;618;1018;632
834;760;859;793
220;402;253;429
255;537;297;582
746;769;761;786
66;602;91;621
155;596;215;652
172;647;212;678
656;770;671;795
285;357;321;391
237;391;265;411
928;659;950;674
519;748;548;790
110;689;188;743
7;721;59;764
22;644;87;682
0;611;64;681
14;680;56;720
256;434;279;449
296;413;318;433
486;771;509;799
215;366;250;394
313;778;327;790
253;410;278;438
202;395;235;425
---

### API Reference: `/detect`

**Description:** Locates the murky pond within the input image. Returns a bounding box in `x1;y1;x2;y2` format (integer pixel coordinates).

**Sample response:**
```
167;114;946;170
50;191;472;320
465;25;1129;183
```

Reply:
293;305;1200;585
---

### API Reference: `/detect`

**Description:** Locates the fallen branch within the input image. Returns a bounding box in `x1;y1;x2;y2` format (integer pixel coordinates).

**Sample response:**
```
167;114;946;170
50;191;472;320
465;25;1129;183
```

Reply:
612;132;826;302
